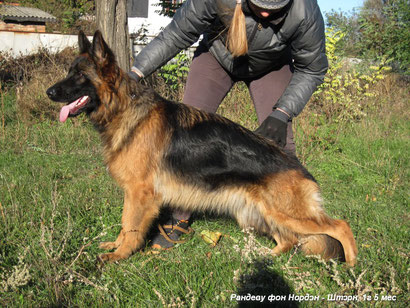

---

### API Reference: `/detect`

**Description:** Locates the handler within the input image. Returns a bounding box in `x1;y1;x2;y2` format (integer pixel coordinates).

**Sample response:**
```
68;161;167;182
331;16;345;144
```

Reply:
129;0;328;249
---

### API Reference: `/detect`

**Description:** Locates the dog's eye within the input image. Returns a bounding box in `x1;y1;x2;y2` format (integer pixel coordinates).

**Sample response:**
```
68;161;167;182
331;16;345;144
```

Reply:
77;72;87;81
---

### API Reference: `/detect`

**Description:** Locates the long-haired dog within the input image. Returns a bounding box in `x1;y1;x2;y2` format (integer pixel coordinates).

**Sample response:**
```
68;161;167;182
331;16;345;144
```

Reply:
46;31;357;266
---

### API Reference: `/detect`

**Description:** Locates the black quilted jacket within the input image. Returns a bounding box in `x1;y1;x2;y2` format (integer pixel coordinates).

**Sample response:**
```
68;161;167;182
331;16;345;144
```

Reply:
132;0;328;118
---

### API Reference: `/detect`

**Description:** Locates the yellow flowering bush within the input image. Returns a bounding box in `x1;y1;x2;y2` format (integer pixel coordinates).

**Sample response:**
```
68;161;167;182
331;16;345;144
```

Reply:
312;28;391;122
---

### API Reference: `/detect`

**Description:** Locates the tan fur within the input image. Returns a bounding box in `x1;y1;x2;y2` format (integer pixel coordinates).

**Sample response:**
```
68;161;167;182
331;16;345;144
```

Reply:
97;117;165;261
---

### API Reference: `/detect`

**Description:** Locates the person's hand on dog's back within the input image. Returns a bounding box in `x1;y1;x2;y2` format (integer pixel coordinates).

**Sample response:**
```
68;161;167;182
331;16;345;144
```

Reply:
255;109;289;148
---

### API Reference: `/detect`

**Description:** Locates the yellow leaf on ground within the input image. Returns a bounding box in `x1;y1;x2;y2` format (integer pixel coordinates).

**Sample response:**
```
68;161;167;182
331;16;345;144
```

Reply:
200;230;222;247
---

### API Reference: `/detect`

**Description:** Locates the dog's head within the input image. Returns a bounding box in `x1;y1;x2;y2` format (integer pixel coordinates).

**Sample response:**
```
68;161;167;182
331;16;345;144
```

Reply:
46;31;119;122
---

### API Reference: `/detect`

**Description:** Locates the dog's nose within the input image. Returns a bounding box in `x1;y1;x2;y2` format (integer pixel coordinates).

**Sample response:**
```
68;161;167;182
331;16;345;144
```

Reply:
46;87;56;98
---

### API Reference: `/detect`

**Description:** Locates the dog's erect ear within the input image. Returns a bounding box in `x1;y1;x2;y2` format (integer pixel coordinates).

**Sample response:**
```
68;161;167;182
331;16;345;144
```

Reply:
78;31;91;54
91;30;115;64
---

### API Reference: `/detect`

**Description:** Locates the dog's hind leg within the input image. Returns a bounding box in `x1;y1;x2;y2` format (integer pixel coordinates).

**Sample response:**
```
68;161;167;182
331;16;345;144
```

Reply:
271;232;298;256
234;203;270;234
98;184;160;262
259;174;357;266
233;202;298;255
268;211;357;266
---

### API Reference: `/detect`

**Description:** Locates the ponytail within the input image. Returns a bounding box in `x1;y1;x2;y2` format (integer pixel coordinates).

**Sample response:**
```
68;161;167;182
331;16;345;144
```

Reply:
227;0;248;57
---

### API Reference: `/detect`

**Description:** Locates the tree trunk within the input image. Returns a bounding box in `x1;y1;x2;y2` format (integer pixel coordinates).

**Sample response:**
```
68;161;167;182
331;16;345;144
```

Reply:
96;0;130;71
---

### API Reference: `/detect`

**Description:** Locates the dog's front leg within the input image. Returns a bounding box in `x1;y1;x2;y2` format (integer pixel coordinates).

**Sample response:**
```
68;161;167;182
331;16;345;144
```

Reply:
99;228;125;251
98;184;160;262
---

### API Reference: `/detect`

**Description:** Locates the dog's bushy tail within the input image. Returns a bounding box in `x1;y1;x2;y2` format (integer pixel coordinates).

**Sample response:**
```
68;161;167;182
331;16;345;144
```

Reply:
300;234;345;261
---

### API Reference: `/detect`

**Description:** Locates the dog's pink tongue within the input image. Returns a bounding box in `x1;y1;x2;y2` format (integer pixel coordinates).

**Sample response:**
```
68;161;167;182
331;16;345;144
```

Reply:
59;97;88;122
59;105;71;122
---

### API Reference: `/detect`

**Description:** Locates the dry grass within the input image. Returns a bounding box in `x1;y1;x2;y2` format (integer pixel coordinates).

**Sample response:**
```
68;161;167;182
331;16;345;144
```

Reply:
1;48;76;123
0;247;31;292
3;47;408;130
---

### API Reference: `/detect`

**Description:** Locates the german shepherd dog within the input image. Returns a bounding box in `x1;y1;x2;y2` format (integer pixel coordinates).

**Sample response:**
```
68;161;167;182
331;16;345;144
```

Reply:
46;31;358;266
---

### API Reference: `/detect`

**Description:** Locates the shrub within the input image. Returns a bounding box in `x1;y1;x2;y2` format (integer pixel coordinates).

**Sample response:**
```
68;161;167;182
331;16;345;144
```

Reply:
326;0;410;74
358;0;410;74
157;52;190;91
311;28;391;122
8;0;96;34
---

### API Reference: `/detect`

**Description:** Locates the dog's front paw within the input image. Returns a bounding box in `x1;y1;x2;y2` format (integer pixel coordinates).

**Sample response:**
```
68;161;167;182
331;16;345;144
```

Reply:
345;256;357;267
97;252;127;263
99;241;118;251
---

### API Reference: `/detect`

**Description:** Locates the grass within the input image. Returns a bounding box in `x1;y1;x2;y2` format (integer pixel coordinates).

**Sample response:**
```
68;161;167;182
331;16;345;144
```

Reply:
0;70;409;307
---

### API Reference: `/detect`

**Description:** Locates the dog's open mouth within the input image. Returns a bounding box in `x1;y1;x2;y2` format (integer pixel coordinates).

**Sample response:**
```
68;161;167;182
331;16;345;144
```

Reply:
59;96;90;122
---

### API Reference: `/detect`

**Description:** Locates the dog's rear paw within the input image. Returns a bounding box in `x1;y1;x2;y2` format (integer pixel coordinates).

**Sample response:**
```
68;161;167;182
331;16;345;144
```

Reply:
99;241;118;250
345;256;357;267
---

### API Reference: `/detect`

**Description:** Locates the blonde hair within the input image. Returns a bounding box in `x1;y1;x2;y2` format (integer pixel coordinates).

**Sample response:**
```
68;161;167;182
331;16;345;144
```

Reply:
227;0;248;57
